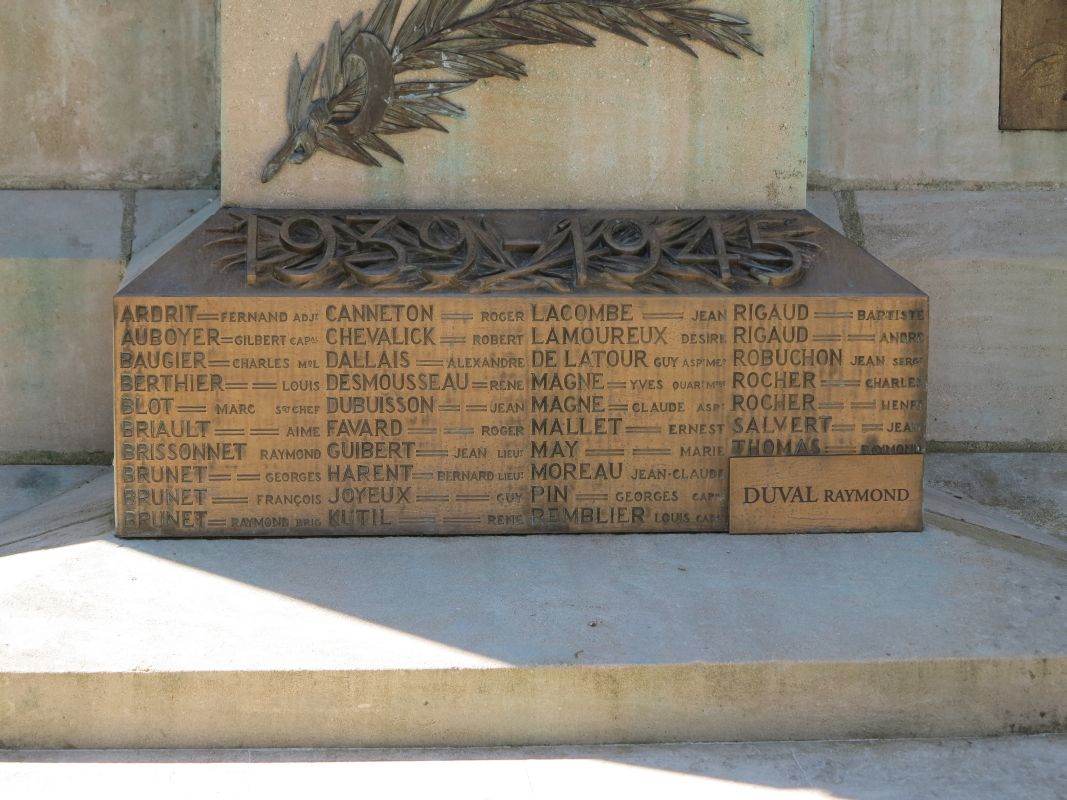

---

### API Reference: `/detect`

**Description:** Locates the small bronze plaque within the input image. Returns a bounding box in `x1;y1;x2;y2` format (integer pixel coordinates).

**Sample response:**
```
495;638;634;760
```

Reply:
1001;0;1067;131
729;455;925;534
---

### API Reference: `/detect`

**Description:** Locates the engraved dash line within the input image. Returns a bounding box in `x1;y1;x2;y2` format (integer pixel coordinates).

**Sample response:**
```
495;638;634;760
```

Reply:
214;428;245;435
196;313;221;321
813;312;854;319
634;448;672;456
577;494;609;501
847;335;877;342
408;427;437;435
413;472;434;480
440;336;467;344
586;449;625;456
819;403;845;410
831;425;856;432
207;360;230;367
416;360;444;367
439;404;461;411
811;335;843;342
443;517;481;525
417;495;450;502
466;405;488;412
456;495;491;502
471;382;489;389
852;402;877;409
251;382;278;389
224;382;248;390
416;450;449;458
606;381;627;389
642;312;684;320
862;424;885;431
441;313;474;321
208;474;231;482
445;428;474;435
176;406;207;413
625;426;662;434
822;380;862;387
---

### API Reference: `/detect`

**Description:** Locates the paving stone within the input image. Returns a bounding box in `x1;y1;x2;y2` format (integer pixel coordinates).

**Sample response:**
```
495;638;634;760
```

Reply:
2;736;1067;799
0;466;108;524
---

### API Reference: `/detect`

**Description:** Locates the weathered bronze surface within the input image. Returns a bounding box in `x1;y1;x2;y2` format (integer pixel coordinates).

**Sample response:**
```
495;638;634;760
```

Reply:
114;209;928;537
208;211;818;292
729;454;924;535
263;0;760;181
1001;0;1067;131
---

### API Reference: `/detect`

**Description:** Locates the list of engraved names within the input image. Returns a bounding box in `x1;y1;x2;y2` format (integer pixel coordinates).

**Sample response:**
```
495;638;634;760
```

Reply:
114;296;928;536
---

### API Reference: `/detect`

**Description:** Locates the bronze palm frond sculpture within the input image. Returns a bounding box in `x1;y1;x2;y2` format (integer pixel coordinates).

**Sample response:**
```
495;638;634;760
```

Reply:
261;0;761;182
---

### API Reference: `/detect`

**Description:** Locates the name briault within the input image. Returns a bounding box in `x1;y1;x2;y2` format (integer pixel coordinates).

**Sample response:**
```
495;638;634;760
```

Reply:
743;486;913;504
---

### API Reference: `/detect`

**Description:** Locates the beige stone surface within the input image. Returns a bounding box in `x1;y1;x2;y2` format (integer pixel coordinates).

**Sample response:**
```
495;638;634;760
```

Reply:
810;0;1067;187
0;1;217;189
222;0;810;209
857;191;1067;445
0;192;124;458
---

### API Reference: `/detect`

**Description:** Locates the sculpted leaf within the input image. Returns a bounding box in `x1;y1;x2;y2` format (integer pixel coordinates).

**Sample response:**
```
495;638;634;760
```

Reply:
262;0;761;182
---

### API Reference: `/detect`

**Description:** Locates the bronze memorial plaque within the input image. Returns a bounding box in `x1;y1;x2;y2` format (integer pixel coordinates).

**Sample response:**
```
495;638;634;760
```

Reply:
729;454;925;534
1000;0;1067;131
114;209;928;537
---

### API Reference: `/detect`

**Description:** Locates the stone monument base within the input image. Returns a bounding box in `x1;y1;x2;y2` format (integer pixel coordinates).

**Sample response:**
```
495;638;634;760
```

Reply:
114;209;927;537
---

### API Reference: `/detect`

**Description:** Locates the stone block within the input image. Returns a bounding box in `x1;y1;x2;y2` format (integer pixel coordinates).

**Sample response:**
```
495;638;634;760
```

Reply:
0;192;124;459
221;0;811;209
806;191;843;233
0;1;217;188
133;190;218;254
1;491;1066;746
857;191;1067;445
810;0;1067;186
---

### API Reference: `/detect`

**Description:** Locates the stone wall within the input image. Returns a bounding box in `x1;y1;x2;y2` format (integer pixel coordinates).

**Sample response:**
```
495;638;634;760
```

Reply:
810;0;1067;188
0;0;217;189
3;0;1063;191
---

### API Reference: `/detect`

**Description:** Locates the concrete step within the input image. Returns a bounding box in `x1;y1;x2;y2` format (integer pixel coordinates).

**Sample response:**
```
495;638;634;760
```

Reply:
1;459;1065;749
3;736;1067;799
